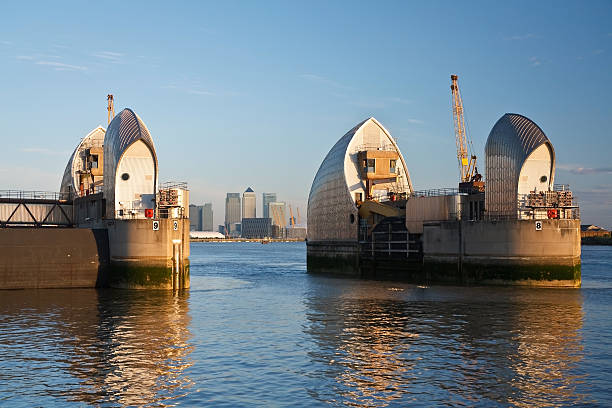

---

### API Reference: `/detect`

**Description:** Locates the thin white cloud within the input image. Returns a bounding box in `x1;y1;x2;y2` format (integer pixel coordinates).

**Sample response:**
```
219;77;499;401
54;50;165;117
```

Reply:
406;118;424;125
529;56;541;67
570;167;612;175
92;51;123;62
558;164;612;175
300;73;353;91
1;40;12;46
188;89;215;96
36;61;87;71
21;147;69;156
387;96;412;105
15;55;34;60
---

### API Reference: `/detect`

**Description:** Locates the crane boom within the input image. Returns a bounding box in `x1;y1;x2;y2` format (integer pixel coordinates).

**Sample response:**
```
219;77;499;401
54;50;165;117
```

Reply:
450;75;477;183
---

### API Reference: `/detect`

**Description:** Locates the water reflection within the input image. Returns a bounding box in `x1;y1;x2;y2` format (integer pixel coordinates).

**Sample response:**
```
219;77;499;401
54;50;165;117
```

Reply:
304;281;588;407
0;289;192;406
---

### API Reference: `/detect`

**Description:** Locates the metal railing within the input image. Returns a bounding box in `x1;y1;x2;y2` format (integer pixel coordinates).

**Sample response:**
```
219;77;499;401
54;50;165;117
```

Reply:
553;184;571;192
0;190;71;201
408;188;462;198
160;181;188;190
353;143;397;153
116;206;186;219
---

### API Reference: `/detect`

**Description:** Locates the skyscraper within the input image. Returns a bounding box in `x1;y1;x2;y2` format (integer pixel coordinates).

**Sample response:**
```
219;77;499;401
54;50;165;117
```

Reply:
225;193;241;234
242;187;256;220
262;192;277;219
189;204;203;231
202;203;213;231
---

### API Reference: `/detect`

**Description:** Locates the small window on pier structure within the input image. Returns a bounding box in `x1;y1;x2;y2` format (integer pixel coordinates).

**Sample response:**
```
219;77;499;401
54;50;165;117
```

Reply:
365;159;375;173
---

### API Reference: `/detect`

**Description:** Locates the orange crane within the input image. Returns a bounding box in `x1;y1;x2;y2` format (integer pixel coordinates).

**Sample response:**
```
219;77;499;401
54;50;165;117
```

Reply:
289;205;295;228
450;75;480;183
107;94;115;125
296;207;301;225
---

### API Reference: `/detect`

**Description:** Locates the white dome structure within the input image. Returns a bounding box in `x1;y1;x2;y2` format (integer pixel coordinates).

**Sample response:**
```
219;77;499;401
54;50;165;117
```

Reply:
60;126;106;200
485;113;555;217
307;117;412;242
103;109;158;219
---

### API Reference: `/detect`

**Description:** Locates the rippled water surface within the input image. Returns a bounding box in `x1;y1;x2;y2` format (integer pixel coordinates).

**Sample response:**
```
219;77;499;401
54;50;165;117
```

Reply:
1;243;611;407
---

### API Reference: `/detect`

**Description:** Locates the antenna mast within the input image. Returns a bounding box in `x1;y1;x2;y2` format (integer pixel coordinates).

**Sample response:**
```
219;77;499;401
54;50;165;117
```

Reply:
107;94;115;125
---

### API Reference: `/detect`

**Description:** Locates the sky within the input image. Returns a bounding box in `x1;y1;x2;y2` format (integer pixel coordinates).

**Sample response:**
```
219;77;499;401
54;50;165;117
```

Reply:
1;1;611;229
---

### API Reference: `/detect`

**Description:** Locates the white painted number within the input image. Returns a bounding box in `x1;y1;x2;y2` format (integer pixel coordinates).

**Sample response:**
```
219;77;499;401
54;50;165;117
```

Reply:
535;221;542;231
173;220;179;231
153;220;160;231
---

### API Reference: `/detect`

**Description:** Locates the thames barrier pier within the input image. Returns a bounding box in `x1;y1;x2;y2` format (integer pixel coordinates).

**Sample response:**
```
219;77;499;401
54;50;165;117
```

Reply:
0;104;189;290
307;114;581;287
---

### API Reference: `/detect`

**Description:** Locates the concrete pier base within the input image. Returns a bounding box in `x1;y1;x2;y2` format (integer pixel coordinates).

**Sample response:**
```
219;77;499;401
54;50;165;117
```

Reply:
0;228;109;289
306;241;360;276
0;218;190;290
106;218;190;290
307;219;581;287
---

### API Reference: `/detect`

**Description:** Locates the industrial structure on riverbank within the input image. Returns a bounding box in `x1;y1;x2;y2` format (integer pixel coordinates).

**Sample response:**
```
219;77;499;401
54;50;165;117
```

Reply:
307;76;581;287
0;97;190;290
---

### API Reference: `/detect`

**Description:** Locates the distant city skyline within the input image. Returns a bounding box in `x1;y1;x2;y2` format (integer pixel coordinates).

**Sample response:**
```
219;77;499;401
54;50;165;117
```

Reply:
1;2;610;228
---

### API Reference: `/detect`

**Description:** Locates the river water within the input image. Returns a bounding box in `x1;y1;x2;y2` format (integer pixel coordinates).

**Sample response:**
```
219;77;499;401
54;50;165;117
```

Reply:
1;243;611;407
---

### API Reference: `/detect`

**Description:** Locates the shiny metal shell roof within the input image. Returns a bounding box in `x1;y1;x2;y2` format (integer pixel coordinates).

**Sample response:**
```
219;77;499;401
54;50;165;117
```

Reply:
59;126;106;199
485;113;552;161
307;117;412;241
103;108;158;216
485;113;555;215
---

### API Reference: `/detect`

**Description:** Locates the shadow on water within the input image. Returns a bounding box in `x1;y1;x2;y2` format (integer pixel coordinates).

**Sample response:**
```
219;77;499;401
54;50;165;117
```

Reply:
0;288;192;407
303;279;590;407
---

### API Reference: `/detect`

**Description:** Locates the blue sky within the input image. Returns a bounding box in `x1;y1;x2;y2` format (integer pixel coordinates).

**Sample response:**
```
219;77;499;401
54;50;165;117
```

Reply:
1;1;611;228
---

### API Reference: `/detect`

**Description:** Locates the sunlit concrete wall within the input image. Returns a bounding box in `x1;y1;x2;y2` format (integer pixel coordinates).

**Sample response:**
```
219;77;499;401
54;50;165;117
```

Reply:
422;219;581;286
0;228;108;289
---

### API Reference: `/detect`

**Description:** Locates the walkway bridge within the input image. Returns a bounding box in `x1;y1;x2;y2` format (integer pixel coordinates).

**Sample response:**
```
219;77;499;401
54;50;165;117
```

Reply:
0;190;73;227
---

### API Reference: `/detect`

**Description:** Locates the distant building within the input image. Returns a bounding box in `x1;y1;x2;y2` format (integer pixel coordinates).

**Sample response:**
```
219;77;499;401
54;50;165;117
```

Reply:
286;226;307;240
189;204;203;231
242;187;256;220
225;193;241;234
202;203;213;231
581;225;611;238
262;192;277;219
242;218;271;239
218;225;225;234
268;202;287;228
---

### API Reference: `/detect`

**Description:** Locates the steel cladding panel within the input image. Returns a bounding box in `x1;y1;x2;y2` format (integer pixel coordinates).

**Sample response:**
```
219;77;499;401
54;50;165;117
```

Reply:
60;127;106;198
103;109;158;219
485;113;555;217
307;129;356;241
308;118;413;242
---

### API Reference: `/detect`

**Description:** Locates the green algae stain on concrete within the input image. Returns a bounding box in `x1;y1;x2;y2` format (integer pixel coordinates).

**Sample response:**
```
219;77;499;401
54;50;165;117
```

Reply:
425;261;581;287
108;264;173;289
